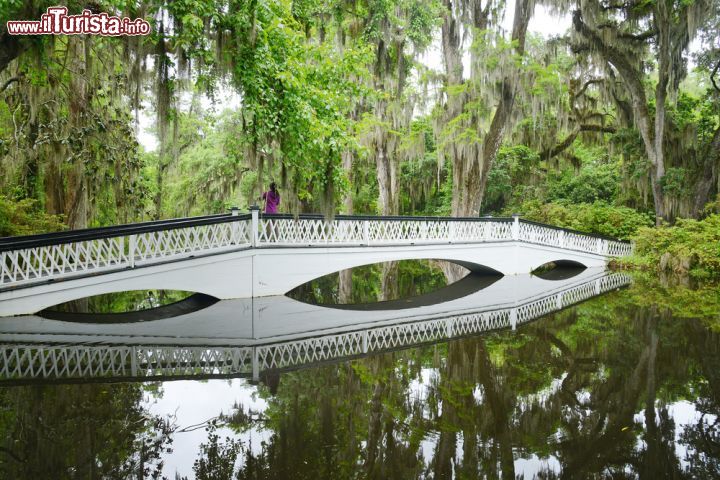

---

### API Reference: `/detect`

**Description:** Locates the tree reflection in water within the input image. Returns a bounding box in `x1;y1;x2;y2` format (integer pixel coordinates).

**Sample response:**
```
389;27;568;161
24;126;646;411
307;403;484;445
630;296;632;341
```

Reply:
230;279;720;479
0;273;719;479
0;382;174;479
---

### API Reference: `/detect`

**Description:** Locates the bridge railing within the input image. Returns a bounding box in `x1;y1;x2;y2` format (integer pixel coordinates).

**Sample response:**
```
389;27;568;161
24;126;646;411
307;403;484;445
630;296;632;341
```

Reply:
0;214;253;288
0;211;632;289
255;214;632;256
256;214;515;245
517;220;633;257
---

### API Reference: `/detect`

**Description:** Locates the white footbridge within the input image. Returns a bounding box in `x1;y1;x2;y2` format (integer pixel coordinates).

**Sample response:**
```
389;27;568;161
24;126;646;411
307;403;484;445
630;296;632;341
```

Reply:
0;208;632;316
0;269;630;384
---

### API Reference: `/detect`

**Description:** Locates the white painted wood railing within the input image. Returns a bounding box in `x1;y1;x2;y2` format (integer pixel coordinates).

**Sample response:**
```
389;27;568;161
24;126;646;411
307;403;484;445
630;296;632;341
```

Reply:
0;210;632;289
0;272;630;383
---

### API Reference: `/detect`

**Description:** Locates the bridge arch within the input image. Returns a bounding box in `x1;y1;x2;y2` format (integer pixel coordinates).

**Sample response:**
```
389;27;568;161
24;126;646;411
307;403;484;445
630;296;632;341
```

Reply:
529;258;591;274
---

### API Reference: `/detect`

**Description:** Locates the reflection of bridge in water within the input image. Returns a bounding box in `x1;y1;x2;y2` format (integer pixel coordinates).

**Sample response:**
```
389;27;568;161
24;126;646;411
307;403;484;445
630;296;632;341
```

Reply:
0;269;630;385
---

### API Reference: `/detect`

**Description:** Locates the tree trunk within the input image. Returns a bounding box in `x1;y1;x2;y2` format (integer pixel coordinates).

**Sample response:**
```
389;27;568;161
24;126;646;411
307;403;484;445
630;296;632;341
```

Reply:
693;124;720;215
66;36;89;229
572;8;670;223
473;0;533;215
440;0;532;217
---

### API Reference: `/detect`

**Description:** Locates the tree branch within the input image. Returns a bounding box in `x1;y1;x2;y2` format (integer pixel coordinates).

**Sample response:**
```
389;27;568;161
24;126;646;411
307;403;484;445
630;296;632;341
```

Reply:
618;29;657;42
0;75;22;93
575;78;604;98
580;124;616;133
540;124;616;160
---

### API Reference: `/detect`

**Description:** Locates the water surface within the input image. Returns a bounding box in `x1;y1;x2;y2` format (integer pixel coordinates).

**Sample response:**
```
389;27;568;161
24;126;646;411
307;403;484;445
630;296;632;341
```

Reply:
0;264;718;479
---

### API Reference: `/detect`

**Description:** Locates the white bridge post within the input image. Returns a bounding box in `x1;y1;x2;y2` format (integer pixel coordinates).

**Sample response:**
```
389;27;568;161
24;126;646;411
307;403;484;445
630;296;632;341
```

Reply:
128;234;136;268
363;219;370;245
512;214;520;241
250;206;259;247
131;346;138;377
230;207;240;244
252;347;259;381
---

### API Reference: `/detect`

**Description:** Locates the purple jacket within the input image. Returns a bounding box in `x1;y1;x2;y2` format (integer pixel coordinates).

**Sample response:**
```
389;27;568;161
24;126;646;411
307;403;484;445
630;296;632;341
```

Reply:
262;190;280;213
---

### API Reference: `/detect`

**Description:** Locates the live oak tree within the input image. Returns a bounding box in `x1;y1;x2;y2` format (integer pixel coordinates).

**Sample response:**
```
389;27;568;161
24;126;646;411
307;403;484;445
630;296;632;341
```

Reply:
569;0;714;224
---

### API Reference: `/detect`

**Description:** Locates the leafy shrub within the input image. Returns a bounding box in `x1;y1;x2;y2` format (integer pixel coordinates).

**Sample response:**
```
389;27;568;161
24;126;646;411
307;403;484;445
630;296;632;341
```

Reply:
509;200;654;240
630;214;720;278
545;162;620;204
0;195;65;237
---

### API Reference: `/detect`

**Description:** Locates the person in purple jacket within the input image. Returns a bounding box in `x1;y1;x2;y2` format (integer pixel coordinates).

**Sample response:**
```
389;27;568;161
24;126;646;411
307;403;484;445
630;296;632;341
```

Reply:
262;182;280;214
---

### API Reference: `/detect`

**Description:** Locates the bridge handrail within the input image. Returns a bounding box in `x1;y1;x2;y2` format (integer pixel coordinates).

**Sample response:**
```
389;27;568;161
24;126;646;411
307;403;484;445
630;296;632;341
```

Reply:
0;213;251;252
517;218;626;242
0;213;632;250
259;213;515;222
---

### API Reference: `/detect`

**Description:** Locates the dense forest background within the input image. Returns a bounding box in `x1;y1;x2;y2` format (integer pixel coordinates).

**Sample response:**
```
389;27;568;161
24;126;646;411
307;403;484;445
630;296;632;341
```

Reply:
0;0;719;266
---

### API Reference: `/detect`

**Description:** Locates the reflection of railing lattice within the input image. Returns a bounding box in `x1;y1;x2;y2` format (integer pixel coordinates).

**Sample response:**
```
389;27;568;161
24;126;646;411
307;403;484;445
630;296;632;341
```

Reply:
0;273;631;383
0;345;253;381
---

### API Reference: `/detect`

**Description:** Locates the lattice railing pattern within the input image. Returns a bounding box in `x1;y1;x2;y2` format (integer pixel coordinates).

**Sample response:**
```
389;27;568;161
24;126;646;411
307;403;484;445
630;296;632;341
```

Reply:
0;344;253;380
0;274;631;382
257;217;630;257
256;332;365;370
139;346;253;377
132;222;251;265
256;273;631;371
517;222;631;256
257;219;365;244
1;220;252;288
1;238;127;285
256;218;515;245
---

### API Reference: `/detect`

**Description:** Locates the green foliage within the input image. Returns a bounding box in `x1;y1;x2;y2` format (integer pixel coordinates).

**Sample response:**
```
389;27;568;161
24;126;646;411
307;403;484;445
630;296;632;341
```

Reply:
545;161;620;204
621;272;720;326
484;145;540;212
511;200;655;240
227;0;374;210
660;167;691;197
628;214;720;278
0;195;65;236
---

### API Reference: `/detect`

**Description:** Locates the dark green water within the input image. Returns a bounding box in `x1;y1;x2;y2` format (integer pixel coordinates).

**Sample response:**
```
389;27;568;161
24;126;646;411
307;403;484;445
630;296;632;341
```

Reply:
0;265;719;479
